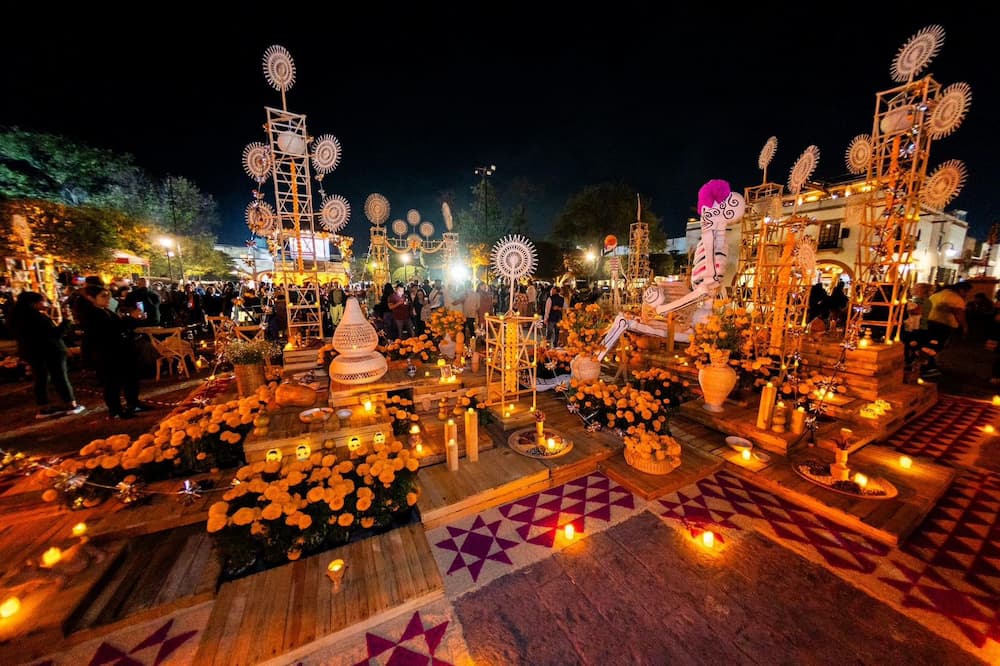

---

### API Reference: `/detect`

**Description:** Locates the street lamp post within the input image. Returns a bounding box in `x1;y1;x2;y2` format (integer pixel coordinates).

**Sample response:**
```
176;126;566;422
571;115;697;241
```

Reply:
166;251;174;281
474;164;496;239
160;236;185;285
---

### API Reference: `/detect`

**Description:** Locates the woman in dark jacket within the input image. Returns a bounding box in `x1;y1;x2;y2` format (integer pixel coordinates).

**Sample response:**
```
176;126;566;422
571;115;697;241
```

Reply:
11;291;85;419
77;285;149;419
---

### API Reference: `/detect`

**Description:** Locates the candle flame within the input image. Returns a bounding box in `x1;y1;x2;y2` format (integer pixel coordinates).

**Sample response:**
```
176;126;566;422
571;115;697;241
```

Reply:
0;596;20;619
564;524;575;540
701;531;715;548
899;456;912;469
72;522;87;537
41;546;62;568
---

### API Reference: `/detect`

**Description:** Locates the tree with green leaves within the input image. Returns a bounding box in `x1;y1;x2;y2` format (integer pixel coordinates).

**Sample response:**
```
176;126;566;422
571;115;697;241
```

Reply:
0;130;232;279
550;182;666;254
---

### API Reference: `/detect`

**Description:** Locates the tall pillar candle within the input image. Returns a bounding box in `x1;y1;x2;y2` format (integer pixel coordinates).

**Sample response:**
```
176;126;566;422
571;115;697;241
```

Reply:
445;419;458;451
536;418;545;446
756;382;777;430
465;408;479;462
790;406;806;435
446;438;459;471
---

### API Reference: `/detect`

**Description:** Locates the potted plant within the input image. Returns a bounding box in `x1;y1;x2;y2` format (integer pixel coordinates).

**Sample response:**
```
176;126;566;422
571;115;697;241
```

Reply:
559;303;606;383
224;338;280;397
684;305;755;412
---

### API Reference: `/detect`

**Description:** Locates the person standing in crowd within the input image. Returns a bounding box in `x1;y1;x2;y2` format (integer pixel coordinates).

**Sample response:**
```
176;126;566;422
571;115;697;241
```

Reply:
389;284;414;339
828;280;849;329
202;285;224;317
409;284;426;335
526;281;537;316
11;291;85;419
459;282;480;339
543;285;565;347
328;281;346;327
807;280;829;324
124;277;161;326
924;281;972;377
476;282;493;329
77;285;152;419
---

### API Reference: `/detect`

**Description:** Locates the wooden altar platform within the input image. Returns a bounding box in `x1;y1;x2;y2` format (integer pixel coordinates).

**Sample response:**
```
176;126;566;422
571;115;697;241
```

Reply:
0;362;965;665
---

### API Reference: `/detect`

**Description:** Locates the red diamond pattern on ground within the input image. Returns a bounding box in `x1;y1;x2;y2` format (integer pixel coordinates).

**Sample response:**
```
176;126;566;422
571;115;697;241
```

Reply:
657;471;889;573
434;515;520;582
353;611;452;666
75;618;198;666
884;396;998;467
900;470;1000;597
498;472;636;549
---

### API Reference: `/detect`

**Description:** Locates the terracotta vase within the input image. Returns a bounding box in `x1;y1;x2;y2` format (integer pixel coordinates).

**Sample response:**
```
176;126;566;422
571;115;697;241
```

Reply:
570;354;602;383
699;351;737;413
234;362;266;398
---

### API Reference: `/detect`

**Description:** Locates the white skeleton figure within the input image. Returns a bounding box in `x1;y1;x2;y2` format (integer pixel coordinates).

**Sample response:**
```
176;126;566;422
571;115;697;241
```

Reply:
597;182;746;361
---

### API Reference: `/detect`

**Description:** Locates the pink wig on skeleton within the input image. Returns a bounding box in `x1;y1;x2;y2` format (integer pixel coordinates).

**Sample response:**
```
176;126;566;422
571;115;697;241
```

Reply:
697;179;732;215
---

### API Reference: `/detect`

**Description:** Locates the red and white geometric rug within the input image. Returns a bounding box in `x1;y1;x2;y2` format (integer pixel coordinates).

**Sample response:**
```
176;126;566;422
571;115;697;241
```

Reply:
427;472;644;598
883;396;1000;471
657;469;1000;663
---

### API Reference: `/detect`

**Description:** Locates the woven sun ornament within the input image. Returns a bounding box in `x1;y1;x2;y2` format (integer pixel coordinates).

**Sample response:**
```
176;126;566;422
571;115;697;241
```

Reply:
490;235;538;281
891;25;945;83
245;201;277;236
922;160;967;209
788;145;820;195
263;45;296;92
442;202;454;231
758;136;778;171
845;135;873;175
928;82;972;140
242;142;272;180
364;193;390;225
311;134;343;174
319;195;351;233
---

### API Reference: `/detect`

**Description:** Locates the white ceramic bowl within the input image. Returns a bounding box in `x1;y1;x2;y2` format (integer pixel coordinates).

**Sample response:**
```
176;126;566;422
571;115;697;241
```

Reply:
336;408;353;420
725;436;753;452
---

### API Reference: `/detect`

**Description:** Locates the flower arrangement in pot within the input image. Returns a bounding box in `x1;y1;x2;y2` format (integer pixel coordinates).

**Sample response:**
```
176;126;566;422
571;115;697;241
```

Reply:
684;304;760;411
559;303;607;382
222;338;280;397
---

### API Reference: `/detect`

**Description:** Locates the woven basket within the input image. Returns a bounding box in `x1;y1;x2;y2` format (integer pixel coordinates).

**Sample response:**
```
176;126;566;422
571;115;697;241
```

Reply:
624;447;680;476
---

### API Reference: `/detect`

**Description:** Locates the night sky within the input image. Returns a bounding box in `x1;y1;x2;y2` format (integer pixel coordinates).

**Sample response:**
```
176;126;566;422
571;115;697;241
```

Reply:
4;9;996;245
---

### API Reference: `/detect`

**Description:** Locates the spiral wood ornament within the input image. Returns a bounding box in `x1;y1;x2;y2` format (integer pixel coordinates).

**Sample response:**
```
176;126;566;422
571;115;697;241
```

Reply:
928;82;971;140
922;160;967;209
789;145;820;195
845;135;873;175
311;134;343;174
242;142;272;180
245;201;277;236
891;25;944;83
364;194;390;225
263;45;296;92
490;235;538;281
320;195;351;233
758;136;778;171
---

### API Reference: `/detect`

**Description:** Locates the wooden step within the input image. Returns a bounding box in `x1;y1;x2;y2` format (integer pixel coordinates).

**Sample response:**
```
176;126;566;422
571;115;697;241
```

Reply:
194;522;442;666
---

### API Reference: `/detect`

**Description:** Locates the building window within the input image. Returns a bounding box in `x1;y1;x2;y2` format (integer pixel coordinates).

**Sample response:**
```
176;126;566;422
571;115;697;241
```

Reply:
817;221;842;250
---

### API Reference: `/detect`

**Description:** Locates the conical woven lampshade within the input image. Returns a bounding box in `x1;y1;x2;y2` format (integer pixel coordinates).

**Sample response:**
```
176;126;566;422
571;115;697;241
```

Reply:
332;298;378;357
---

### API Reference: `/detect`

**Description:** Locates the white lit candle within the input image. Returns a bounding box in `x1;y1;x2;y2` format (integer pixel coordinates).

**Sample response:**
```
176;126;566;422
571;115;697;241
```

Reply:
536;417;545;445
72;522;88;538
741;448;752;461
701;531;715;548
756;382;777;430
790;406;806;435
327;559;345;591
446;419;457;451
899;455;912;469
465;408;479;462
547;437;557;452
564;524;575;540
447;438;459;471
